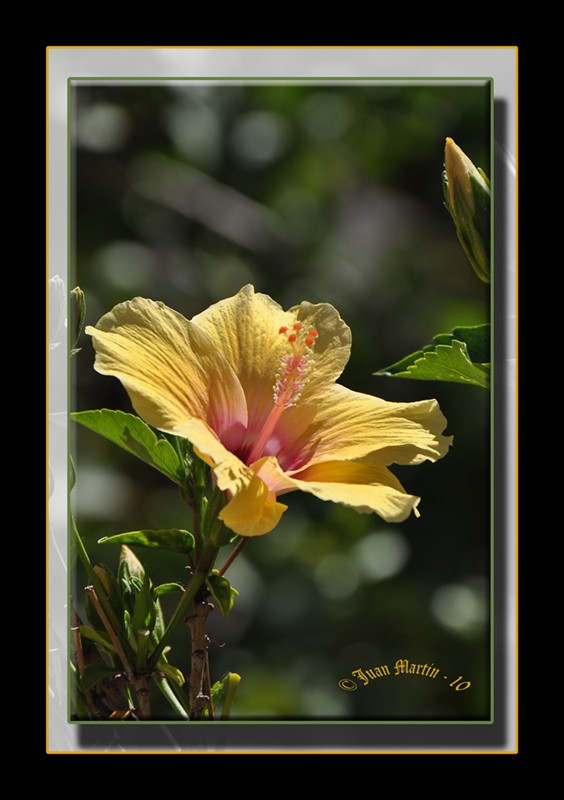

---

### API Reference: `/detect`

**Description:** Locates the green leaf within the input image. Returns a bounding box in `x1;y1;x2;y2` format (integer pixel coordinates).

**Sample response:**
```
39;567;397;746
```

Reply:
153;582;184;597
71;410;184;485
375;325;490;389
81;663;121;692
93;564;124;621
158;663;186;687
152;595;166;643
208;672;241;720
70;661;90;719
210;673;230;707
451;324;490;363
79;626;115;653
207;571;239;617
132;573;157;635
221;673;241;720
154;675;190;719
136;629;151;669
100;529;195;555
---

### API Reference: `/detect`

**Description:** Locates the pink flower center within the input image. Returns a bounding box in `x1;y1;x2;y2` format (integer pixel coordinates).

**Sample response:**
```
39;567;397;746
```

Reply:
246;323;318;464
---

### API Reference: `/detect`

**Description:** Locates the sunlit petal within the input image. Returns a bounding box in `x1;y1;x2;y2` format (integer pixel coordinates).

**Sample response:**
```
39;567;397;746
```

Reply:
191;285;291;429
279;384;452;470
86;298;248;449
191;286;352;432
289;460;421;522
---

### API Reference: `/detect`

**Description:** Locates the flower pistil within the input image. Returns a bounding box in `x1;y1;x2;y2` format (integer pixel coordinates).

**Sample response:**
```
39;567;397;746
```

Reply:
246;323;318;464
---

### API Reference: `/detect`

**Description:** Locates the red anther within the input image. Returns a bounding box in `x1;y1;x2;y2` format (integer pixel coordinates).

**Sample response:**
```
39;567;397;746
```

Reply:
293;322;303;331
279;326;288;334
308;328;318;337
305;337;315;347
288;333;297;343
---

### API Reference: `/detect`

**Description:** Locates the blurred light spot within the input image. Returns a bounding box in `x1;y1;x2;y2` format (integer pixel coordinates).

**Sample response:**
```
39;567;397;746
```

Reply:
163;102;221;170
301;685;349;717
265;575;314;625
298;92;352;141
75;466;133;518
313;250;366;301
93;241;156;291
339;641;384;669
353;531;409;581
266;512;309;558
76;103;130;152
201;254;255;298
230;111;290;167
431;583;487;632
272;187;321;245
314;553;360;600
222;555;263;607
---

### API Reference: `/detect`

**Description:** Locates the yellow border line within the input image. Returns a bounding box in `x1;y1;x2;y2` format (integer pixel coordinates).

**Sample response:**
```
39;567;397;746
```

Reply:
514;45;519;757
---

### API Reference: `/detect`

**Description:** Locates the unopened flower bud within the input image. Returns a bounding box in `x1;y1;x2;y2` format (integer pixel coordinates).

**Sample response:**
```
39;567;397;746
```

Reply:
70;285;86;352
443;137;490;283
119;545;145;579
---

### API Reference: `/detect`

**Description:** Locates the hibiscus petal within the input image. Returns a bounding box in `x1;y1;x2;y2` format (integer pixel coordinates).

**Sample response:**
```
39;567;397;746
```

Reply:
279;384;452;471
191;286;352;435
287;460;421;522
219;474;288;537
288;299;351;401
251;456;297;495
86;298;248;447
191;285;292;428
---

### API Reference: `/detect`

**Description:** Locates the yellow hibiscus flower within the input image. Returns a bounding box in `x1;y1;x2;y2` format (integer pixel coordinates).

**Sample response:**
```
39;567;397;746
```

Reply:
86;285;452;537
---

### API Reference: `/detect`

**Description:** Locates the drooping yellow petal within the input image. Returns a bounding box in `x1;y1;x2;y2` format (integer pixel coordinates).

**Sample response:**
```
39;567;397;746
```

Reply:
278;384;452;471
219;473;288;537
86;298;248;448
289;460;421;522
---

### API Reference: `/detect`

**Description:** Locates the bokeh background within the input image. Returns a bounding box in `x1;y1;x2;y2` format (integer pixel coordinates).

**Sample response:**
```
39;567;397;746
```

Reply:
71;80;490;720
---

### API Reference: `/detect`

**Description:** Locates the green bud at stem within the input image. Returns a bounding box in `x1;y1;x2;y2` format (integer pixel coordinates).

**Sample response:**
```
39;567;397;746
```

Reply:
443;137;491;283
70;286;86;352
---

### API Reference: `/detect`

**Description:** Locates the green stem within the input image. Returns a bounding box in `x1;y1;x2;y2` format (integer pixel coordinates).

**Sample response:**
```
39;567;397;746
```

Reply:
85;585;134;680
193;493;203;560
147;544;219;671
218;537;248;576
172;435;188;481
